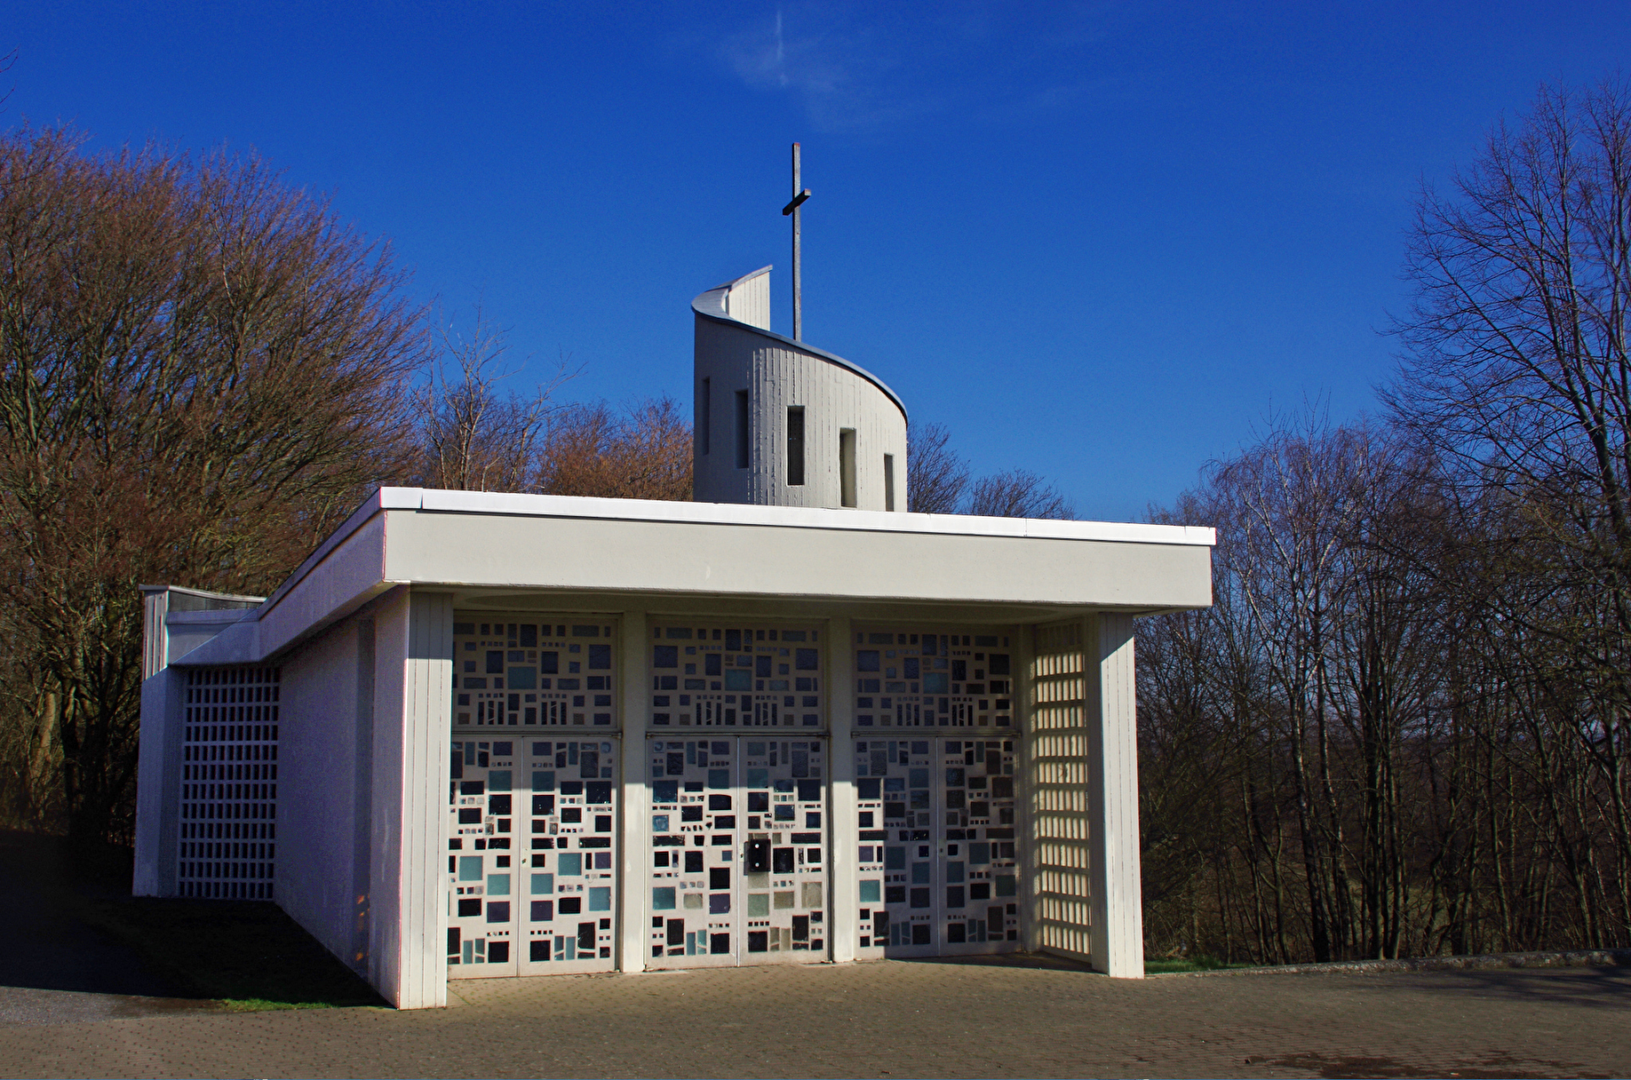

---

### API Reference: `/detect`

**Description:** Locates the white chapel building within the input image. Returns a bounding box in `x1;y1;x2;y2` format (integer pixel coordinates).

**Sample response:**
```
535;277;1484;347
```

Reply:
132;266;1215;1009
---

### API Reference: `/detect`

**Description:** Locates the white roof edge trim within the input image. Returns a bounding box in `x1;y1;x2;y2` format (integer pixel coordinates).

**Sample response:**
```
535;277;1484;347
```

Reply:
139;584;266;603
413;488;1216;546
166;617;259;667
692;272;909;424
167;608;259;622
205;486;1211;637
247;486;413;621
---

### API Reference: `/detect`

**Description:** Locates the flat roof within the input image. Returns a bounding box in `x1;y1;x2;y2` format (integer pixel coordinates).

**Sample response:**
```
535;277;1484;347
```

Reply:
409;489;1215;544
165;488;1215;667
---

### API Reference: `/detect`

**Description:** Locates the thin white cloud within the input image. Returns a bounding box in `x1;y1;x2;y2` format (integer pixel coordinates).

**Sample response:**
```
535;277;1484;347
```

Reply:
719;5;925;134
712;1;1139;135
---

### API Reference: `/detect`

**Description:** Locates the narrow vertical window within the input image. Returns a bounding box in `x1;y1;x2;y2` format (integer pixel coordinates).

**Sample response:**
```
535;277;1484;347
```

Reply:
735;390;751;469
700;378;711;455
839;428;857;508
883;453;896;511
787;407;805;486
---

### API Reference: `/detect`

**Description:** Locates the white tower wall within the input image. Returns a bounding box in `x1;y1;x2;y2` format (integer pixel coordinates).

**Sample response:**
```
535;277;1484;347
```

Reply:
692;267;909;511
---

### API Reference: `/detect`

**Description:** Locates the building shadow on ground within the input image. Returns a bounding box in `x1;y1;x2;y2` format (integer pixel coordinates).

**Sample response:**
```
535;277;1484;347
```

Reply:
0;829;382;1011
1347;963;1631;1011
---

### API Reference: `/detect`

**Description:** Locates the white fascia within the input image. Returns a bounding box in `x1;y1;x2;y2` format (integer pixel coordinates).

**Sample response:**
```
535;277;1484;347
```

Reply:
166;487;1215;669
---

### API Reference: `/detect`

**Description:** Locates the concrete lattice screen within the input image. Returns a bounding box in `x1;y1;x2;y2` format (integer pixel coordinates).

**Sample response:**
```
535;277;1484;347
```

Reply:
1028;621;1094;961
177;665;281;899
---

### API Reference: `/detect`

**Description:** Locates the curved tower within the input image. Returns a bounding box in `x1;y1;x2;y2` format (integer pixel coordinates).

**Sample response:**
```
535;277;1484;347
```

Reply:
692;266;908;510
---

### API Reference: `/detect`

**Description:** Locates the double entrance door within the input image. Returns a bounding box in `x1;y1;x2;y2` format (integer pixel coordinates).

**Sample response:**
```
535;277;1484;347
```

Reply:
447;736;619;977
647;736;828;967
854;736;1021;957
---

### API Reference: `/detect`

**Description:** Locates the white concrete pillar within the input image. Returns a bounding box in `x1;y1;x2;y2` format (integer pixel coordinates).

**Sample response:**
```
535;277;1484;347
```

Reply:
133;666;183;897
827;616;856;962
1014;624;1040;953
617;611;649;971
134;588;183;898
1086;612;1143;978
369;589;453;1009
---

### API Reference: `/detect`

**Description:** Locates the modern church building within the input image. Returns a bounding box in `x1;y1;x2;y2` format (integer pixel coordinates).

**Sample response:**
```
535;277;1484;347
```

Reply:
132;266;1215;1009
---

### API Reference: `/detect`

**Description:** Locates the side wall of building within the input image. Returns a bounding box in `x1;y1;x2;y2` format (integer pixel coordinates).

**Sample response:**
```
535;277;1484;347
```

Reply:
272;588;452;1009
276;607;376;979
370;589;454;1009
134;591;262;899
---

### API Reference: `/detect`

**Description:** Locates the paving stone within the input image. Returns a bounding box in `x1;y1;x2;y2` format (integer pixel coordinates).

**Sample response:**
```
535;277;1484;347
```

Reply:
1;959;1627;1079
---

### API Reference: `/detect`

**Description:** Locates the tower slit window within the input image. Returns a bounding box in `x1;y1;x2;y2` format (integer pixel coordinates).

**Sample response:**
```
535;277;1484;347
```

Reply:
840;429;858;508
735;390;750;469
787;407;805;486
884;453;896;511
700;378;711;455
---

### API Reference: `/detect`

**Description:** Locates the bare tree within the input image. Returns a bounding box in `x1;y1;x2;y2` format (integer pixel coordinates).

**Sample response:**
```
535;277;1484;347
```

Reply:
1131;79;1631;967
908;422;1073;518
0;125;428;841
1387;77;1631;946
413;308;576;492
966;469;1074;520
536;397;692;501
907;422;969;513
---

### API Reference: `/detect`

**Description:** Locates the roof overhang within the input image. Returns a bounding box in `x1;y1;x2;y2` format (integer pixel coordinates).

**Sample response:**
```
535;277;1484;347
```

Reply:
167;488;1215;667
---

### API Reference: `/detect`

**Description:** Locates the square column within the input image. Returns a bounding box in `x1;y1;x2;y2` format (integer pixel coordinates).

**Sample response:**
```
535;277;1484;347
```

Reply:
370;589;453;1008
826;616;857;962
133;666;184;897
617;611;649;970
1086;612;1143;977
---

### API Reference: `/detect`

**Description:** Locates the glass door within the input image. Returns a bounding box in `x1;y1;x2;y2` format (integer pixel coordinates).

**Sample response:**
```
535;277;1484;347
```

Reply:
854;736;1019;958
739;737;827;964
448;737;618;978
646;736;828;968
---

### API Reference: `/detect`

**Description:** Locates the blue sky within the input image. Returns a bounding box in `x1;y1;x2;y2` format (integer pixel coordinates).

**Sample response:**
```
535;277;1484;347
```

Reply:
6;2;1629;522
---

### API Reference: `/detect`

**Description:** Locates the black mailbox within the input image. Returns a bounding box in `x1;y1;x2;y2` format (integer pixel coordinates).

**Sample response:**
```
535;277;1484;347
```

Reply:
745;838;771;873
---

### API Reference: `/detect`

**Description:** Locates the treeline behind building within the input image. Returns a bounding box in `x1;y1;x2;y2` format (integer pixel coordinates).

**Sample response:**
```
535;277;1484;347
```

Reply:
1138;81;1631;962
0;125;690;843
0;118;1044;846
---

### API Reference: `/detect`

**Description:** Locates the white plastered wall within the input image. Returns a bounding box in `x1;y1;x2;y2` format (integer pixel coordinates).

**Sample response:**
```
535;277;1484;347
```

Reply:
275;607;377;980
1087;612;1142;976
260;587;451;1008
133;666;183;897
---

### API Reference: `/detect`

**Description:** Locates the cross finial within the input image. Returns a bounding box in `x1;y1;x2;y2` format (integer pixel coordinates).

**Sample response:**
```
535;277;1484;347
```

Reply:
782;142;811;342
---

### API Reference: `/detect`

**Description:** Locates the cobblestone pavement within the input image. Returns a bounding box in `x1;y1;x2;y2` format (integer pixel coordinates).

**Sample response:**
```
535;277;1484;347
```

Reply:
1;956;1627;1079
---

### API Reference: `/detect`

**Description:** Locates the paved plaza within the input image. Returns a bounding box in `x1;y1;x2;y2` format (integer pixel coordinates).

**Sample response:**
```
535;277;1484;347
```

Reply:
1;955;1627;1079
